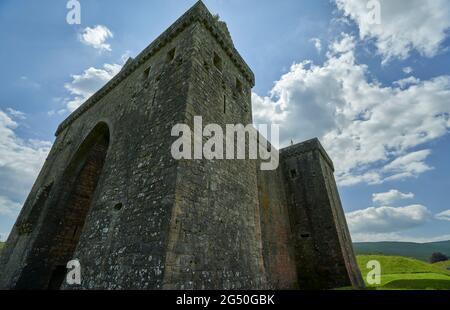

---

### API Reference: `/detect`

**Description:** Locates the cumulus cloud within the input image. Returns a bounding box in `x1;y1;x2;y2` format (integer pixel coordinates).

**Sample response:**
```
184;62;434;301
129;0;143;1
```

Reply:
252;34;450;186
79;25;114;51
435;210;450;222
372;189;414;205
64;63;122;112
310;38;322;53
329;32;355;54
0;110;51;218
346;204;432;234
382;150;434;181
394;76;420;89
335;0;450;62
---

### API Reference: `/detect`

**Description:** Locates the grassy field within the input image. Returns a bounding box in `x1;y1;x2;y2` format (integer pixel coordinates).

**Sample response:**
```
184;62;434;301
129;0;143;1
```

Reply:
433;260;450;270
357;255;450;290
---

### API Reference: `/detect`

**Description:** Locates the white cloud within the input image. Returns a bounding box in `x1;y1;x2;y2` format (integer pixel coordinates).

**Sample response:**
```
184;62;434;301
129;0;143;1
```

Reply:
383;150;434;181
64;63;122;112
394;76;420;89
403;67;414;75
310;38;322;53
0;195;22;217
435;210;450;222
372;189;414;205
6;108;26;120
335;0;450;62
352;232;450;243
346;204;431;235
252;34;450;186
329;32;355;54
0;110;51;216
79;25;114;51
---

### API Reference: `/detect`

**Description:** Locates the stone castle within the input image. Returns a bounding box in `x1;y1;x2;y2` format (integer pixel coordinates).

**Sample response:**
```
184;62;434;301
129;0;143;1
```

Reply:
0;2;363;290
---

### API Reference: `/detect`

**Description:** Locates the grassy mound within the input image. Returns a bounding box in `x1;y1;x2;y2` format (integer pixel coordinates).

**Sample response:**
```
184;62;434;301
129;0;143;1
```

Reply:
383;279;450;290
357;255;450;290
433;260;450;270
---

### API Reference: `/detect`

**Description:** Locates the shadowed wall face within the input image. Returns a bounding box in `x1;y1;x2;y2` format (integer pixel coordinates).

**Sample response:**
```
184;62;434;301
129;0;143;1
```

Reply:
279;139;365;289
46;131;109;289
13;125;110;290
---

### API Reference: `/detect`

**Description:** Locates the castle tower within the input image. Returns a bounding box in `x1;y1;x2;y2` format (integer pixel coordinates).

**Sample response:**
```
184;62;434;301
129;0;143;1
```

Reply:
0;2;363;290
280;139;364;289
0;1;265;290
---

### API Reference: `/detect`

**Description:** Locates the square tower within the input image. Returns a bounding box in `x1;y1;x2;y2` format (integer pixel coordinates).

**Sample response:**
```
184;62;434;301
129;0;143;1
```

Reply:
0;1;266;290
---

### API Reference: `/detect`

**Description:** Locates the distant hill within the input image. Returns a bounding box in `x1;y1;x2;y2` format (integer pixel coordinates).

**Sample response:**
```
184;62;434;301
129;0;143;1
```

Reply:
354;241;450;262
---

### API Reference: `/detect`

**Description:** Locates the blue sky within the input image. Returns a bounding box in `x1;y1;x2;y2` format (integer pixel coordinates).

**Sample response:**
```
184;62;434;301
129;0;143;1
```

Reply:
0;0;449;242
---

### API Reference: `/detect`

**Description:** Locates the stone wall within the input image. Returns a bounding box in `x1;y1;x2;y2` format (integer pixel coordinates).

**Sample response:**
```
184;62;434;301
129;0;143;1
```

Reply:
279;139;364;289
0;11;198;290
162;19;266;289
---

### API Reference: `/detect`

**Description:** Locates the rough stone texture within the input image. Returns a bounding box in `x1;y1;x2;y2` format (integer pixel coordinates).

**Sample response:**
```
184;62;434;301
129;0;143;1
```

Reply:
279;139;364;289
0;1;363;290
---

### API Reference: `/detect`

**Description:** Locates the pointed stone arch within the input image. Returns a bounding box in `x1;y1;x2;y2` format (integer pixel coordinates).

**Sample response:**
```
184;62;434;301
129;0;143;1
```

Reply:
14;122;111;289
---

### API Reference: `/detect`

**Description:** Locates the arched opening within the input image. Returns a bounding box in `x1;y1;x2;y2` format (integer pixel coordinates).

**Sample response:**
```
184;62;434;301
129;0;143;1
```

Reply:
15;122;110;290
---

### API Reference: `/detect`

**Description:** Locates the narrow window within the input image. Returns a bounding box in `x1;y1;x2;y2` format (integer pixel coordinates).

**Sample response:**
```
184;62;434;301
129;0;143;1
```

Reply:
236;78;243;93
223;95;227;114
214;52;223;72
143;66;151;80
167;48;176;62
290;169;297;179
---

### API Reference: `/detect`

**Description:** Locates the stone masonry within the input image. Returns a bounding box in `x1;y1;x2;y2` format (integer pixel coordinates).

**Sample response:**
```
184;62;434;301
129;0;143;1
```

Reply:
0;1;364;290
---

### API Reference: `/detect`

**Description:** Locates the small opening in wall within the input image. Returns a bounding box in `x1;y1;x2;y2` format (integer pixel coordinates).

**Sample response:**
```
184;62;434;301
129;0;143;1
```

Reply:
213;52;223;72
114;203;123;211
223;95;227;114
290;169;297;179
203;61;210;72
236;78;243;93
72;226;80;240
167;48;176;63
143;66;151;80
301;233;310;239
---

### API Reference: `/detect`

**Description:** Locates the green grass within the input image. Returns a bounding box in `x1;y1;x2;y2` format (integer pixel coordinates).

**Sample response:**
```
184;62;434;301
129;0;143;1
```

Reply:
433;260;450;270
0;242;4;256
357;255;450;290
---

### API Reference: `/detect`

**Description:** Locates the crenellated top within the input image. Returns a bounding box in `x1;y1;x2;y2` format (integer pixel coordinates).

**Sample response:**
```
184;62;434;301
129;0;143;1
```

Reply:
55;1;255;136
